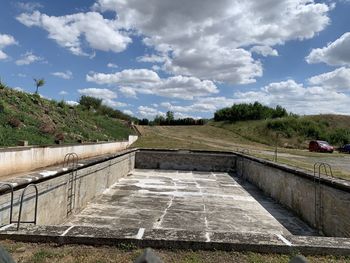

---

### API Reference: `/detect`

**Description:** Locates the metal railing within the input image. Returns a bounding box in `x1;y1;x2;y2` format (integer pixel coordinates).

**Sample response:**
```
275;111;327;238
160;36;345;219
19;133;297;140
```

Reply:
12;184;39;231
313;162;334;234
0;183;14;226
63;153;79;216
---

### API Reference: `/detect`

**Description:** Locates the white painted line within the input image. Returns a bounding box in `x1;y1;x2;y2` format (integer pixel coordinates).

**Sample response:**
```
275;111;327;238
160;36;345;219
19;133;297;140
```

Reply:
276;234;292;246
136;228;145;240
205;232;211;242
61;225;75;236
0;223;15;231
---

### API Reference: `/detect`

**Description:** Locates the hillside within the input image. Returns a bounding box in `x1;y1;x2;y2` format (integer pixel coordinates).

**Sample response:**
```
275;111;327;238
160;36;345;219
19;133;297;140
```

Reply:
211;114;350;149
0;86;134;147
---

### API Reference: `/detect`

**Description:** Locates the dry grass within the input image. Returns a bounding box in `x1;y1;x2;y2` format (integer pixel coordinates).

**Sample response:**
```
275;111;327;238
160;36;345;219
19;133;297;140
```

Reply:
2;240;350;263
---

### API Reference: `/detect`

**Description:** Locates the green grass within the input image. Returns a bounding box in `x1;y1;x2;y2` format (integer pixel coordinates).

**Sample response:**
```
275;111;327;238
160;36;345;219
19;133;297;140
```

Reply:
0;87;133;147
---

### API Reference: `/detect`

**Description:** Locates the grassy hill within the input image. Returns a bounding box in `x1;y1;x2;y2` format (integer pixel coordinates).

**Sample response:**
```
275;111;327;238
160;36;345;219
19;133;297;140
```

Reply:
211;114;350;149
0;86;134;147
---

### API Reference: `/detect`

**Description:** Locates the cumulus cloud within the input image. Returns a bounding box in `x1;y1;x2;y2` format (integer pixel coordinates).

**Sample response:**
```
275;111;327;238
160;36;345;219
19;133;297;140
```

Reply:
137;106;165;119
15;51;43;65
0;34;17;60
95;0;331;84
123;109;133;116
308;67;350;92
66;100;79;106
87;69;218;100
78;88;126;108
51;70;73;79
59;90;68;96
232;79;349;114
16;11;132;56
160;96;235;114
250;46;278;57
306;32;350;66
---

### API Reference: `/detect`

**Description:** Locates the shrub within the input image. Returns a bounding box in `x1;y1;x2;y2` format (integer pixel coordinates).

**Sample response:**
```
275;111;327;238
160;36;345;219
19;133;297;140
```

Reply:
214;102;288;122
329;129;350;146
7;117;21;128
79;96;102;110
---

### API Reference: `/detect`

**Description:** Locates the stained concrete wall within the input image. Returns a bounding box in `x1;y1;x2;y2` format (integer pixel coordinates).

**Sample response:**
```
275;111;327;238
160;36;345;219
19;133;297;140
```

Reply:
0;136;138;177
236;155;350;238
135;150;236;172
0;150;136;226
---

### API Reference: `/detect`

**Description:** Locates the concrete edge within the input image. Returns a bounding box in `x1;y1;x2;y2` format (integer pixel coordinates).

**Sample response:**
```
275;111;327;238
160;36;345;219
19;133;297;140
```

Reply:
0;148;138;193
1;225;350;255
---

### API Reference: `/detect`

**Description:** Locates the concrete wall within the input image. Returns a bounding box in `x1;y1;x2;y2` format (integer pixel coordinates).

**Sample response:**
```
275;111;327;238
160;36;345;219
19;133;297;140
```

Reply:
0;136;138;177
135;150;236;172
236;155;350;237
0;150;136;226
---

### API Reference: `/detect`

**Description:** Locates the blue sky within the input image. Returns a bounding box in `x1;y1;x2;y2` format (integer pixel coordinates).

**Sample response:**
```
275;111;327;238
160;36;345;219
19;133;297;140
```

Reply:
1;0;350;119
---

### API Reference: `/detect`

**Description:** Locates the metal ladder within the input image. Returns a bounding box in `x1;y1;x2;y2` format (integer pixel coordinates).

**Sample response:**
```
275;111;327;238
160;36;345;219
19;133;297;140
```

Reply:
63;153;79;216
313;162;333;234
0;183;39;231
0;183;14;226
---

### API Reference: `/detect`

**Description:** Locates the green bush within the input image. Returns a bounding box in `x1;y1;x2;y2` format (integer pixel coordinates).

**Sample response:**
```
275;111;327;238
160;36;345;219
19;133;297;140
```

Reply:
79;95;102;110
214;102;288;122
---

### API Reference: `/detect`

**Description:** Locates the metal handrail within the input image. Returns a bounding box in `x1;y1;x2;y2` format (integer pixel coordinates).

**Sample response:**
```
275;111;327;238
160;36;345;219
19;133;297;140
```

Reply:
63;153;79;169
313;162;334;233
15;184;38;230
0;183;14;225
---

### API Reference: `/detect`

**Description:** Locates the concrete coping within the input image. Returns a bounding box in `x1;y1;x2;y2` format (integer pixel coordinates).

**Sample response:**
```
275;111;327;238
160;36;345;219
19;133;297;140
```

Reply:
1;225;350;256
0;148;138;194
0;140;129;153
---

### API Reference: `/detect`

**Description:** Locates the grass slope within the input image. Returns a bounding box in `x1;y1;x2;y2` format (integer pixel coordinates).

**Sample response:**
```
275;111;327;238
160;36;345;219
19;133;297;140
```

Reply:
0;87;133;147
211;114;350;149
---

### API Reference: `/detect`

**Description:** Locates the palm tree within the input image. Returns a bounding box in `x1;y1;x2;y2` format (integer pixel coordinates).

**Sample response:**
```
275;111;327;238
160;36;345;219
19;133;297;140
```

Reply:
33;78;45;94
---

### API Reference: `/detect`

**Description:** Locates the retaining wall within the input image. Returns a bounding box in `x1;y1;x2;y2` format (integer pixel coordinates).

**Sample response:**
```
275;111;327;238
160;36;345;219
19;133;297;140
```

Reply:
0;135;138;177
0;149;136;226
135;149;236;172
236;154;350;237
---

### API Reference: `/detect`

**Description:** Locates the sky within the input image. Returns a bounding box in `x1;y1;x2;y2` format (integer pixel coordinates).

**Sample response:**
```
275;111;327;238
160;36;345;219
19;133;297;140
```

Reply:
0;0;350;120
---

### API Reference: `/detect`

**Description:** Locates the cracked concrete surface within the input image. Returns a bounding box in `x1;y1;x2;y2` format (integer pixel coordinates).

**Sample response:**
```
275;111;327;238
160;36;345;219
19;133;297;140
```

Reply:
67;169;317;237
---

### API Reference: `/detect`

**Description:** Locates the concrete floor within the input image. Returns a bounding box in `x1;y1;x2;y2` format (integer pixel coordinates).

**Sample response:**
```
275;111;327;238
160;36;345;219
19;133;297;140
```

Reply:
68;169;317;236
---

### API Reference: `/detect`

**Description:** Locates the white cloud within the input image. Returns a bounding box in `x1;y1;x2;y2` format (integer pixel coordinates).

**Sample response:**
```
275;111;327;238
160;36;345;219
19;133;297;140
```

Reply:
160;96;235;113
123;109;133;116
16;11;132;56
59;90;68;96
87;69;218;100
16;2;43;12
0;34;17;60
250;46;278;57
306;32;350;66
78;87;127;108
95;0;331;84
232;79;349;115
119;86;137;98
137;106;165;119
66;100;79;106
308;67;350;92
107;63;118;68
137;54;166;63
51;71;73;80
15;51;43;65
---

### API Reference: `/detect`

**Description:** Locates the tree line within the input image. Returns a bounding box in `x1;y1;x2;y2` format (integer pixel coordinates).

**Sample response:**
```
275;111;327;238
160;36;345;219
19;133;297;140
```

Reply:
214;102;288;122
138;111;206;126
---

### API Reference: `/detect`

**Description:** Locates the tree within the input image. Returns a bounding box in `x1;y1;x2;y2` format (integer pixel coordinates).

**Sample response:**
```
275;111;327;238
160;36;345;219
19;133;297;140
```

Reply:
166;111;174;124
79;95;102;110
33;78;45;94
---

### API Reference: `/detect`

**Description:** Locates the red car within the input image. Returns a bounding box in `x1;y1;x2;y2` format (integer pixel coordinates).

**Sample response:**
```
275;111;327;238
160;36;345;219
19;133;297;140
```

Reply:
309;140;334;153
